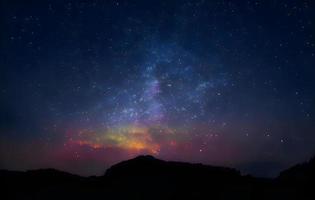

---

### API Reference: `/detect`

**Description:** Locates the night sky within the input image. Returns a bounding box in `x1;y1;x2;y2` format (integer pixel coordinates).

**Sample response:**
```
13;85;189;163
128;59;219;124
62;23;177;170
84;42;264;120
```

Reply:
1;0;314;177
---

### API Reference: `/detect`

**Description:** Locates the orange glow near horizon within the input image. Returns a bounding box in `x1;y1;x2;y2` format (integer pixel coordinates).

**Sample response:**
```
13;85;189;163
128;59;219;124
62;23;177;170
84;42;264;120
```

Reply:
70;125;161;154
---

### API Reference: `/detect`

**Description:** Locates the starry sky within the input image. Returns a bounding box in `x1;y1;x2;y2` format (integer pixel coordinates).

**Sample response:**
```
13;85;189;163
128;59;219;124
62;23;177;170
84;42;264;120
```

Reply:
1;0;315;177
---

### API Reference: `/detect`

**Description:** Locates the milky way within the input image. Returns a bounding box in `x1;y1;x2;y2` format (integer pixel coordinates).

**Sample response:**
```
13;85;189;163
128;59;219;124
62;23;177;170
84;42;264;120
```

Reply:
67;42;229;155
1;0;315;177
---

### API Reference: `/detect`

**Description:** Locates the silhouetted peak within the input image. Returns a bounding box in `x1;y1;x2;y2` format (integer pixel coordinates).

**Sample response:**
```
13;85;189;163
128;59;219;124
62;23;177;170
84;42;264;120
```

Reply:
309;155;315;164
278;155;315;182
123;155;164;165
132;155;157;161
104;155;241;181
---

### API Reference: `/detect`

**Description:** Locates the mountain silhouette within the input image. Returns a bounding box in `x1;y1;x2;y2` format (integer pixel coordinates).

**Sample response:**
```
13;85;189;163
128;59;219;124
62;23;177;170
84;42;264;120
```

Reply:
105;155;240;180
278;156;315;182
1;155;315;199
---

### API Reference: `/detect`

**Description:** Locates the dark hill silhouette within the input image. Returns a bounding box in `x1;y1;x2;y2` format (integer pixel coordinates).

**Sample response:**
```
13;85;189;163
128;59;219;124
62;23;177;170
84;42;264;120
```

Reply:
105;155;240;180
1;168;82;188
274;156;315;199
278;156;315;183
1;155;315;200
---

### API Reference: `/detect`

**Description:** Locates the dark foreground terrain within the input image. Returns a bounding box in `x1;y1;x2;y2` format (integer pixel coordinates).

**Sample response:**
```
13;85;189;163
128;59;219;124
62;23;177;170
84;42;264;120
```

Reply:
1;155;314;200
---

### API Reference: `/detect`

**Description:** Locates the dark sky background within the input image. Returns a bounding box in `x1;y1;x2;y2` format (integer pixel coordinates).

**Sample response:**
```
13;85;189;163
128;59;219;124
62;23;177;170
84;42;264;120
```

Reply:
0;0;314;177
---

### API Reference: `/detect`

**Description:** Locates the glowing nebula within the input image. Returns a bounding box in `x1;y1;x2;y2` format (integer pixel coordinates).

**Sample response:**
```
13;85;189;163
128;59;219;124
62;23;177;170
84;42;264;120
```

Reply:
70;125;161;154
